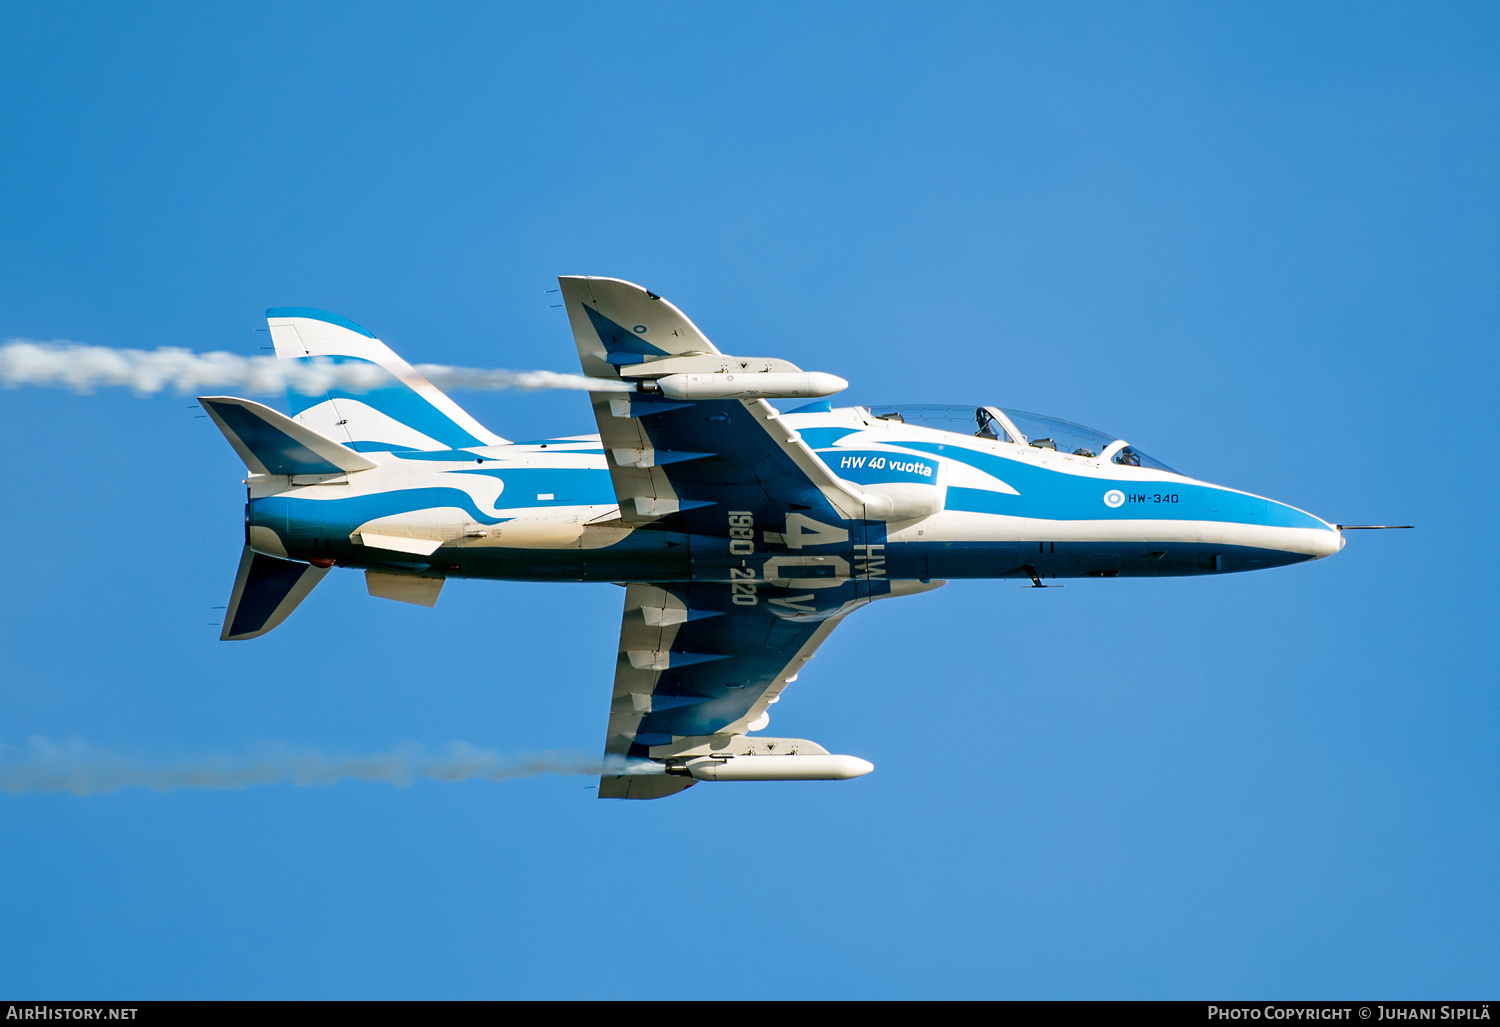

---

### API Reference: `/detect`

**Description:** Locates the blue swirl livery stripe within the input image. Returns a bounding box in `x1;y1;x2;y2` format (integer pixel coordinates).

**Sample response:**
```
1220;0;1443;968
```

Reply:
799;426;861;450
447;467;617;507
250;488;512;540
890;441;1329;529
284;355;486;450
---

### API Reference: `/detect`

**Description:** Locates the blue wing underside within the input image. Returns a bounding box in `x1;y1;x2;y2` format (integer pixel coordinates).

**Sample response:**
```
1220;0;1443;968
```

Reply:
627;596;820;745
600;582;837;799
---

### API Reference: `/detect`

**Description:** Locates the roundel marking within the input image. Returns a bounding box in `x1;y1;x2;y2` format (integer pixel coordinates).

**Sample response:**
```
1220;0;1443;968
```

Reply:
633;325;648;333
1104;489;1125;508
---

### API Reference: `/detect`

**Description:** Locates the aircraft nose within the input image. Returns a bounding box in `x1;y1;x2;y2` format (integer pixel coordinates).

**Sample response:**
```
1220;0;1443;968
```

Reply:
1310;527;1346;559
1263;497;1344;559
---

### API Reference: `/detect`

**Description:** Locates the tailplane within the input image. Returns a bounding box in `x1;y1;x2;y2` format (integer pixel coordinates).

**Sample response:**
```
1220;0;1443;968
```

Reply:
220;547;328;640
266;307;507;452
199;397;360;640
198;396;377;475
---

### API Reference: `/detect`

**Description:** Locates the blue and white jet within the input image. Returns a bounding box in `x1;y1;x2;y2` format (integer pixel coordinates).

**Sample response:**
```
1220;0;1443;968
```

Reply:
201;276;1360;799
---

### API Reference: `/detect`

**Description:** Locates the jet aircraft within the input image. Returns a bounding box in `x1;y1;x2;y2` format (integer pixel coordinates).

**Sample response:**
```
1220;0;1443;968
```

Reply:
201;276;1357;799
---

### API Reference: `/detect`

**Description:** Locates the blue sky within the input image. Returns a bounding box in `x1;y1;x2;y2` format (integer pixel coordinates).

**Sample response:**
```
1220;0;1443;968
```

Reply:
1;1;1496;999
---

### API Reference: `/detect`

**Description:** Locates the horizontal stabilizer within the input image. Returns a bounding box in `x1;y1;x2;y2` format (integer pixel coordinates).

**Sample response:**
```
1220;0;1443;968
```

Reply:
199;396;378;476
221;547;328;640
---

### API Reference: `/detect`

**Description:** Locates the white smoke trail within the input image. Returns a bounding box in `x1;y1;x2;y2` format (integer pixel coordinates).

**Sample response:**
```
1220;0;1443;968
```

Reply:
0;737;662;797
0;340;632;396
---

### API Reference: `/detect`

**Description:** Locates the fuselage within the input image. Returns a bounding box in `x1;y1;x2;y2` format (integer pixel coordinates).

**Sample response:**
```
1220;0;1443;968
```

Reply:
207;290;1356;793
243;402;1344;586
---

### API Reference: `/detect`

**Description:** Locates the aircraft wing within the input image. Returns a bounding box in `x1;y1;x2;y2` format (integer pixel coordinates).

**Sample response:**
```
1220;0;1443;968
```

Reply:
601;579;939;799
558;275;867;526
561;276;944;798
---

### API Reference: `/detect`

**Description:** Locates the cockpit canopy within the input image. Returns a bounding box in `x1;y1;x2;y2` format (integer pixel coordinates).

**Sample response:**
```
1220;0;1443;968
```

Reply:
866;404;1179;473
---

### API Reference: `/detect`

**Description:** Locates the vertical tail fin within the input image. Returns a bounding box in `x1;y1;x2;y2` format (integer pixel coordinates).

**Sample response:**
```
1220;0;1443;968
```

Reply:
266;307;507;452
